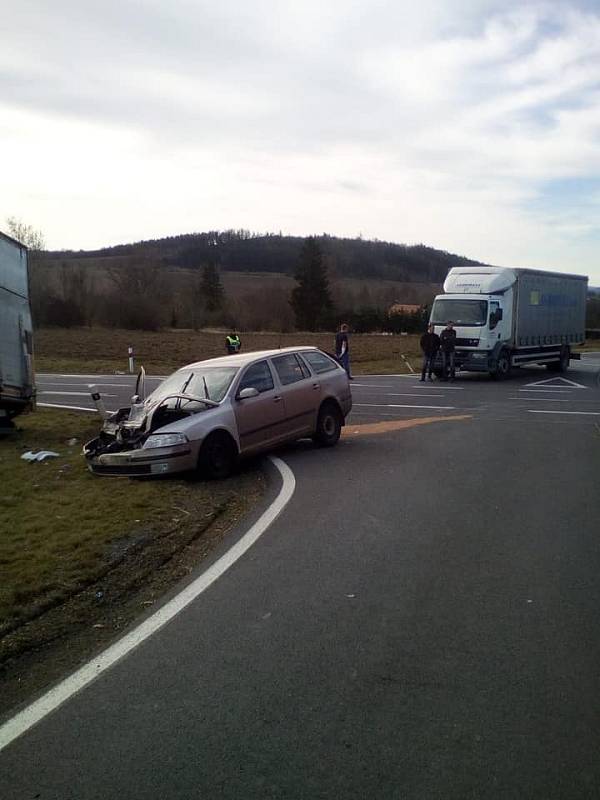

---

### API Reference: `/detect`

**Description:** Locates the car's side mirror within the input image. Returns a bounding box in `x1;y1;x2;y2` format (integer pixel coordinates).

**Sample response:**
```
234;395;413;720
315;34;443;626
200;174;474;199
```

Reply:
131;394;141;404
237;387;259;400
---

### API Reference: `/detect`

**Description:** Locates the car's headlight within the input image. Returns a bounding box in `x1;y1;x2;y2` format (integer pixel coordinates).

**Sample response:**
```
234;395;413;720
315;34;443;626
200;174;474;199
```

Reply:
143;433;189;449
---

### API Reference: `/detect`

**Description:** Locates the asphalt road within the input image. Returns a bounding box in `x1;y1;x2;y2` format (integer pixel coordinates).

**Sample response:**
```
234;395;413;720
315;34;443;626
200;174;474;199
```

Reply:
3;356;600;798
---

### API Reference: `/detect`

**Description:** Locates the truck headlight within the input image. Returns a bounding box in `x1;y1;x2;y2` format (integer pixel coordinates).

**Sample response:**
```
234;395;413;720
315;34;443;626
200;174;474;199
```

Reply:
143;433;189;449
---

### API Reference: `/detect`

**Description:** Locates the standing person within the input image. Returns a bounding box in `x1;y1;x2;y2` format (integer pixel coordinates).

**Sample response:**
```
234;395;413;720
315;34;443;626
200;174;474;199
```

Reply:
419;323;440;381
440;321;457;381
225;331;241;355
335;323;353;379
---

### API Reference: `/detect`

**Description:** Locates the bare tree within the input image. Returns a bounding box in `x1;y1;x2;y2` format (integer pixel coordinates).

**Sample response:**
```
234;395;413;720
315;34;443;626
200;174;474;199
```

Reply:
5;216;45;251
105;256;170;330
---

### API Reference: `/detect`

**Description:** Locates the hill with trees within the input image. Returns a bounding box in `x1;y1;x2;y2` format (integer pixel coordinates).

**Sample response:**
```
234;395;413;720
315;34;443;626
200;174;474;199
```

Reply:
45;230;482;284
18;227;490;331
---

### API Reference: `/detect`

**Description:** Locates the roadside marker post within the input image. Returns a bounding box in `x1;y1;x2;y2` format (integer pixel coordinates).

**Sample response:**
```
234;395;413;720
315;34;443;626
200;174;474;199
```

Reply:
401;354;415;373
128;346;135;374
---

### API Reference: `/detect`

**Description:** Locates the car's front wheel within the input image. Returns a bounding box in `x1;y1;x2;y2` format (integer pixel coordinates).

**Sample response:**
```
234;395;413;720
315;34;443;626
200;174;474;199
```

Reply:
313;403;343;447
198;432;237;479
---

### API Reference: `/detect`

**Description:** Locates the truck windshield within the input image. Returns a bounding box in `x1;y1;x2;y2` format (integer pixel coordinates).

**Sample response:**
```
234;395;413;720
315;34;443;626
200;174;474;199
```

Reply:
430;298;488;326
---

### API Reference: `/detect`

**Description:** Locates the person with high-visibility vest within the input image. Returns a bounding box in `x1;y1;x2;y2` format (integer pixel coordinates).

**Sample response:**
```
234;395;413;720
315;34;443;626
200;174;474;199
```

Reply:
225;332;242;355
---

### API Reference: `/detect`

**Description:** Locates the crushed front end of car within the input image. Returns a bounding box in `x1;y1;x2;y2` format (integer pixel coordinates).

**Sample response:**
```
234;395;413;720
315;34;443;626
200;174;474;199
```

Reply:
83;364;238;477
83;402;196;477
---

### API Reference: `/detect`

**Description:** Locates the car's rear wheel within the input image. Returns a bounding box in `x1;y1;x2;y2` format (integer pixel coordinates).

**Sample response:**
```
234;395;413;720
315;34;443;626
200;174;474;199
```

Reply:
313;402;342;447
198;432;237;479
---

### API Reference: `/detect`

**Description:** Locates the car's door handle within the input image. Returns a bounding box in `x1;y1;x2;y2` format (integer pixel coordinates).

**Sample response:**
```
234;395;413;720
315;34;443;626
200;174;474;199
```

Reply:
312;383;320;390
273;395;282;403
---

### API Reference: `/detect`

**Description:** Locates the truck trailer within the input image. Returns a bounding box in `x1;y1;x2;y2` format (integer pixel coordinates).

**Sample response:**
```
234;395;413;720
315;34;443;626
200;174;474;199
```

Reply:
429;266;588;379
0;231;35;428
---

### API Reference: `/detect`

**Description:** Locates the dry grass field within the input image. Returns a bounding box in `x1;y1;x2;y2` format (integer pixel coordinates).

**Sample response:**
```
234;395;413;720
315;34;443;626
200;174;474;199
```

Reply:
34;327;423;375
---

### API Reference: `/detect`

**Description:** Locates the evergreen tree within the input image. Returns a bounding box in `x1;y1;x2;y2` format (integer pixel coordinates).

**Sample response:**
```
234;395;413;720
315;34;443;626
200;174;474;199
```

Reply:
201;262;225;311
290;237;333;331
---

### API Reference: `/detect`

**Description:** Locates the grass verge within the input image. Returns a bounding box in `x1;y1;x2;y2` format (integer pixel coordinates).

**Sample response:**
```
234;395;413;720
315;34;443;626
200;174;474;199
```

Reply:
0;408;265;714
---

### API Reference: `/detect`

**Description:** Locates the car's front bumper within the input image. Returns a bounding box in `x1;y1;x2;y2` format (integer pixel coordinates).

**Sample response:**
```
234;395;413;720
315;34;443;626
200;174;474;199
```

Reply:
84;441;197;477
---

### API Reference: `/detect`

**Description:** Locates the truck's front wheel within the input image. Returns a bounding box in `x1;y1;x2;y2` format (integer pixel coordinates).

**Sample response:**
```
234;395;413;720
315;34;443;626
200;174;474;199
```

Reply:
491;349;511;380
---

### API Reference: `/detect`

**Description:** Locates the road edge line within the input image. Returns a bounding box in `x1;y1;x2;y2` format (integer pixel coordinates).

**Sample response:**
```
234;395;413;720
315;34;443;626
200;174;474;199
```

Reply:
37;403;97;413
0;456;296;753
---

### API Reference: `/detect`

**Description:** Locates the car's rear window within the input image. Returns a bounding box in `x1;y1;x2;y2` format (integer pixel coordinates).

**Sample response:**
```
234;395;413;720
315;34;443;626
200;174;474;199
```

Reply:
272;354;310;385
301;351;339;374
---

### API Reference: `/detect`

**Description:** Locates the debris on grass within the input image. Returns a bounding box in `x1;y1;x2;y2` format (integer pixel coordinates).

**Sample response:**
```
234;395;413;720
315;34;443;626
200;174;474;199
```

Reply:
21;450;61;462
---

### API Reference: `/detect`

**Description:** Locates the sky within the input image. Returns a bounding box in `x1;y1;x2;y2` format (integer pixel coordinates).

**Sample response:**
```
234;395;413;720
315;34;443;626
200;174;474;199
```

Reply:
2;0;600;283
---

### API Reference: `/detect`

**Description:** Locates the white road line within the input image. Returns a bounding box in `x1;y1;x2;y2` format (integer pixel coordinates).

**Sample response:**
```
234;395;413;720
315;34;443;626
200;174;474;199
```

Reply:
383;392;446;398
525;377;587;389
0;456;295;752
509;397;570;402
38;403;97;413
528;410;600;416
412;385;465;390
37;382;133;388
351;383;396;388
354;402;455;410
36;373;167;380
518;388;574;394
39;391;117;397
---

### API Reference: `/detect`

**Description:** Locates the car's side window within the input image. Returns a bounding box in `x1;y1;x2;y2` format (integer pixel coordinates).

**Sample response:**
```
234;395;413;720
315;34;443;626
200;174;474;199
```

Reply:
302;351;338;374
238;361;274;394
272;354;309;385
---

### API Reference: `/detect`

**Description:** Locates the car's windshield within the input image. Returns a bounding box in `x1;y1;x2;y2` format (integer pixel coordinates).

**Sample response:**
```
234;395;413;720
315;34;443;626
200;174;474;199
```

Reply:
145;366;239;405
430;298;488;326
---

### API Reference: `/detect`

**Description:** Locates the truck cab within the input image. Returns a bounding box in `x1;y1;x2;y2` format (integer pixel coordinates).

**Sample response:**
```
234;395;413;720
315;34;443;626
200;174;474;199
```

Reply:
430;268;516;376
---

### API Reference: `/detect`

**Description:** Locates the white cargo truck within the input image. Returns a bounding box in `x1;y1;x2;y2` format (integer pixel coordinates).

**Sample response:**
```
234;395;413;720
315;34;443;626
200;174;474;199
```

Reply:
0;231;35;428
430;266;588;379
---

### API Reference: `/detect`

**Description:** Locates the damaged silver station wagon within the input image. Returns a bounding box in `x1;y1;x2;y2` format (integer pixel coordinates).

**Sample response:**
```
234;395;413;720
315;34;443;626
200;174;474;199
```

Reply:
84;347;352;479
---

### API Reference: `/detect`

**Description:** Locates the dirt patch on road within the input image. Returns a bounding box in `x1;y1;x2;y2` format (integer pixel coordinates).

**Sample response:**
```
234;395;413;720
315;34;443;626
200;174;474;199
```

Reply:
342;415;472;437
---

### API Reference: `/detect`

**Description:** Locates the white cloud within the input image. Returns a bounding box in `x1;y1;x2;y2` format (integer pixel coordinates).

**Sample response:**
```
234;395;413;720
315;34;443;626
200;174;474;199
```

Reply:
2;0;600;282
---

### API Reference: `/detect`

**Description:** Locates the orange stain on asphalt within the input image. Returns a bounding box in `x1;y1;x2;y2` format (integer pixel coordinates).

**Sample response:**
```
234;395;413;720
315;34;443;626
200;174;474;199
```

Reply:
341;415;472;437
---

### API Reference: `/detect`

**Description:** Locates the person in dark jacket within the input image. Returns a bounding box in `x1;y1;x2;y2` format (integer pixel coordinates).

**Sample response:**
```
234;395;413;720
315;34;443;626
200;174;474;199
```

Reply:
440;321;457;380
335;323;353;379
419;324;440;381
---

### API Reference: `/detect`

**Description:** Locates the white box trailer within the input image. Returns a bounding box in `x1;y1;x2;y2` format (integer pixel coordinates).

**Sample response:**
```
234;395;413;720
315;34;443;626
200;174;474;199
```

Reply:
0;231;35;426
429;266;588;378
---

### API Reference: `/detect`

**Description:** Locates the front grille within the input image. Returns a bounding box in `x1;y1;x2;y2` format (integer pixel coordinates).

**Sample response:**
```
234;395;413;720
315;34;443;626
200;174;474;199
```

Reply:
92;463;152;476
